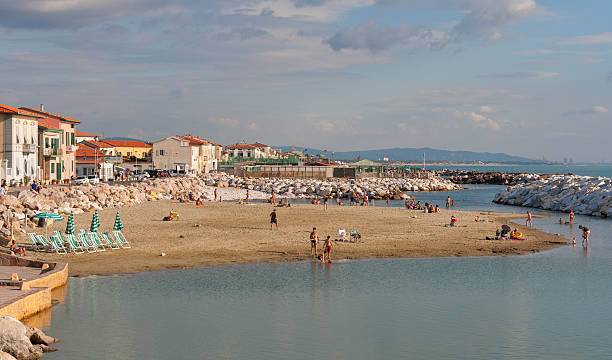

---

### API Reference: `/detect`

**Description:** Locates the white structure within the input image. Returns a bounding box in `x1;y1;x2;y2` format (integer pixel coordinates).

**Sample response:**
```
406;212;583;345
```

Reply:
152;136;201;174
76;161;114;181
0;104;42;185
181;135;222;173
75;131;98;143
225;142;280;160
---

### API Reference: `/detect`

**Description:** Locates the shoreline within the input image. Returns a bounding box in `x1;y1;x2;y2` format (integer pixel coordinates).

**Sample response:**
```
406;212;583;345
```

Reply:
24;200;569;278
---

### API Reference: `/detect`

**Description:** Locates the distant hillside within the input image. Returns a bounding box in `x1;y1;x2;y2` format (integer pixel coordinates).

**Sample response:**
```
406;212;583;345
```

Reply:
278;146;539;163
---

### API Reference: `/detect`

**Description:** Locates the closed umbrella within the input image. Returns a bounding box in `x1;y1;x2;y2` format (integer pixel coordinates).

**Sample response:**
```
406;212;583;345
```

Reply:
65;212;75;235
113;211;124;230
90;210;100;233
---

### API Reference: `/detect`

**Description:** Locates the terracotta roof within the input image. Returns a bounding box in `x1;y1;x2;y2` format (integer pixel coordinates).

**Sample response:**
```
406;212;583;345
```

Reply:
251;142;269;148
227;144;256;149
0;104;44;118
76;131;97;137
80;140;114;149
38;117;62;130
20;107;82;123
104;140;152;148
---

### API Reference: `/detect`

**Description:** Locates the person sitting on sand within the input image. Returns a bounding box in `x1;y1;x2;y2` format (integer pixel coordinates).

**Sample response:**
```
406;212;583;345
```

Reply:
270;209;279;230
429;204;435;213
322;235;332;263
435;205;441;213
424;203;429;213
510;228;522;239
450;215;457;227
415;201;421;210
10;239;25;256
310;227;319;257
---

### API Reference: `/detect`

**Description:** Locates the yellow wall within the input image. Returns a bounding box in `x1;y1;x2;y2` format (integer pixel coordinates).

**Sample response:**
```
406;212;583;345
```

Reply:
114;146;151;159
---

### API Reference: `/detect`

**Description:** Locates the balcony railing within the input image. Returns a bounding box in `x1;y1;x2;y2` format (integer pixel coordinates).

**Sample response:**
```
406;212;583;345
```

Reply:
22;144;37;153
43;147;60;156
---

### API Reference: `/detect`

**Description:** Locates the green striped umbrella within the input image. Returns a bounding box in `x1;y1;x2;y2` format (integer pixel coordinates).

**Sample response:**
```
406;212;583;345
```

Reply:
32;212;64;221
65;212;75;235
90;210;100;233
113;211;124;230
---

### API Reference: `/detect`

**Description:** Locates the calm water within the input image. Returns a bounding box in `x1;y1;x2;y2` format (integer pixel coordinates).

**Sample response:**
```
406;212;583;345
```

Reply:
427;164;612;178
41;180;612;359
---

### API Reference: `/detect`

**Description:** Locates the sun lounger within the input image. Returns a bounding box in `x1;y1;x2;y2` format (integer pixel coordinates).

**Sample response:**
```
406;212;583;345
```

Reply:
53;230;69;246
101;232;121;250
338;229;347;241
27;233;49;251
78;233;98;253
48;235;68;254
35;234;53;249
350;230;361;243
87;233;106;251
64;234;85;254
112;230;131;249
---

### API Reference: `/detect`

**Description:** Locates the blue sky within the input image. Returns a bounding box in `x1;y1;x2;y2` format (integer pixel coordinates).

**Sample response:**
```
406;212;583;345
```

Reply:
1;0;610;162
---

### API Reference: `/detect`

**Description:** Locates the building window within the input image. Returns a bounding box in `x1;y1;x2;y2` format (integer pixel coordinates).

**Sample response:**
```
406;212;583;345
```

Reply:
45;138;49;148
159;150;165;156
51;165;54;174
71;133;75;145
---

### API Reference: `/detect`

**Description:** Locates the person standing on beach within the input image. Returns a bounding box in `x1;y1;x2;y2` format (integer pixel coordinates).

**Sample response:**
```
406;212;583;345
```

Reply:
322;235;332;263
246;190;250;204
386;196;390;206
569;210;575;224
271;190;275;204
526;211;533;227
446;196;451;209
323;197;328;211
310;227;319;257
214;188;218;202
270;209;278;230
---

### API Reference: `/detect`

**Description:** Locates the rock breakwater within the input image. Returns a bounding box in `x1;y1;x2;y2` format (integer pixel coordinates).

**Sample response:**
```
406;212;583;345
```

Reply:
0;174;461;237
437;169;540;185
493;175;612;217
0;316;58;360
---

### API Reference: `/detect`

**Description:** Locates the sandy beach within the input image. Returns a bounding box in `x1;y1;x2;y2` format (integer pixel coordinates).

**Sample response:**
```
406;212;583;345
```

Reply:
24;200;568;277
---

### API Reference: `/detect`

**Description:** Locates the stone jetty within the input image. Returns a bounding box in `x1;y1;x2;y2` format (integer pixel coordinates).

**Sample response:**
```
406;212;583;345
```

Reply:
0;174;461;237
436;169;540;185
493;175;612;217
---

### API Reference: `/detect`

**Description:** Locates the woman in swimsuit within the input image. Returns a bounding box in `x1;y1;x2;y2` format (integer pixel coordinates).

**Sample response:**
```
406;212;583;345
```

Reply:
10;240;25;256
310;227;319;257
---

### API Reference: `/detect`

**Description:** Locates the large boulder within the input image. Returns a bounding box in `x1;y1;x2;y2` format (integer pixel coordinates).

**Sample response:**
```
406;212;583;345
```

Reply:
0;316;57;360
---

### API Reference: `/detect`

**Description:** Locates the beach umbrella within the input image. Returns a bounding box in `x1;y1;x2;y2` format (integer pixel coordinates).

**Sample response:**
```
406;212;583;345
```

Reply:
31;212;64;237
90;210;100;233
113;211;124;230
65;212;75;235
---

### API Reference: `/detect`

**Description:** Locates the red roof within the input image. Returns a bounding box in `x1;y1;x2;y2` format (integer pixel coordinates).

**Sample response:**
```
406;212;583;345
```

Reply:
20;107;82;123
104;140;152;148
80;140;114;149
76;131;97;137
227;144;256;149
0;104;44;118
38;117;62;130
251;142;269;148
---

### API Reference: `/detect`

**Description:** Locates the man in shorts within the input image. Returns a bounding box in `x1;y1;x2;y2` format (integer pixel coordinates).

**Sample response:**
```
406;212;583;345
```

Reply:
578;225;590;246
322;235;333;263
270;209;278;230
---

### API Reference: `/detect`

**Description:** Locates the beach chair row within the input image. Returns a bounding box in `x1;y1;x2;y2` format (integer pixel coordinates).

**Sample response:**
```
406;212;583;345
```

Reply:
27;230;131;254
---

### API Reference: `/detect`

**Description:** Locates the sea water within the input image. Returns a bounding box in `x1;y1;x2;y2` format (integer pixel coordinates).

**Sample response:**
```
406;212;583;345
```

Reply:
42;179;612;359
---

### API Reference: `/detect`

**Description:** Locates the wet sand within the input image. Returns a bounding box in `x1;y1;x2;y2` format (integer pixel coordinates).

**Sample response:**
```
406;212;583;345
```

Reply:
26;200;568;277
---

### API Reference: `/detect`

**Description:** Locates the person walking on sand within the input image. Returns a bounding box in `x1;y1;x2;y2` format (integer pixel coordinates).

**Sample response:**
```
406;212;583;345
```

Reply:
310;227;319;257
569;210;575;224
578;225;590;246
526;211;533;227
245;190;250;204
270;209;278;230
322;235;332;263
446;196;451;209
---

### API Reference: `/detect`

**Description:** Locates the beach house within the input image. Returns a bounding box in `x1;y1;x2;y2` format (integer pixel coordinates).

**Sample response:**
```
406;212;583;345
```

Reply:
180;135;222;173
75;144;115;181
152;136;205;174
225;142;281;160
37;117;66;184
0;104;43;185
103;140;152;161
21;105;81;181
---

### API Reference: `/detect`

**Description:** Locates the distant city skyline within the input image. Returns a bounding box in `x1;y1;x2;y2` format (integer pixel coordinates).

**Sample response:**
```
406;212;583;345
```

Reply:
1;0;611;162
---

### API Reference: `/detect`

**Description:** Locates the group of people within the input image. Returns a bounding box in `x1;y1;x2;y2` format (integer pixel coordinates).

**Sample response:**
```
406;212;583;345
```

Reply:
349;192;369;206
309;227;333;263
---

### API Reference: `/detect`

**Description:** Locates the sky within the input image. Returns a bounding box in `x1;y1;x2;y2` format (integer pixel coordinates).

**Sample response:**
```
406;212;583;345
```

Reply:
0;0;611;162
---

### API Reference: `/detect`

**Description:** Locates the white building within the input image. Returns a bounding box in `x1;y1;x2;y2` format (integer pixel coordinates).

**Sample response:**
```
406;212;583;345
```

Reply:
0;104;42;185
152;136;201;174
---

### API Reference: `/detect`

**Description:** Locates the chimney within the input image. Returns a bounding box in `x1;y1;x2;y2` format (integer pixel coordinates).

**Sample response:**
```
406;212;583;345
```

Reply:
40;104;45;112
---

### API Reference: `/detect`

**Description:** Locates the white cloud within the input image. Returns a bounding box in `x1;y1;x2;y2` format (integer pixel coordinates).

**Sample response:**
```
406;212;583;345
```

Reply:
479;105;494;113
247;122;258;130
208;117;240;128
563;106;608;116
225;0;375;22
471;112;501;132
479;71;561;80
560;32;612;46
